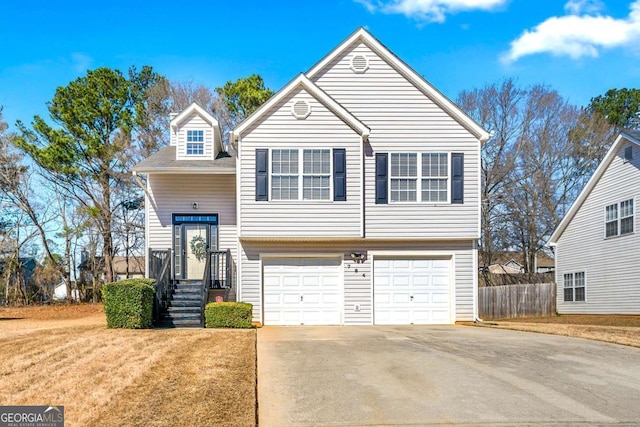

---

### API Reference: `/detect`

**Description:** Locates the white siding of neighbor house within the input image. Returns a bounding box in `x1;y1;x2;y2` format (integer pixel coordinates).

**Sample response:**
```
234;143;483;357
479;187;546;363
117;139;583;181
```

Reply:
311;41;480;239
239;240;475;324
239;87;363;237
146;173;237;257
555;143;640;314
175;113;217;161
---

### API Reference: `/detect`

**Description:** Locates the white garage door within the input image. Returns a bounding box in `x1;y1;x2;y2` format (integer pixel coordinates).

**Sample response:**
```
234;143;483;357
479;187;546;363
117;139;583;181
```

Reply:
263;257;342;325
374;258;451;325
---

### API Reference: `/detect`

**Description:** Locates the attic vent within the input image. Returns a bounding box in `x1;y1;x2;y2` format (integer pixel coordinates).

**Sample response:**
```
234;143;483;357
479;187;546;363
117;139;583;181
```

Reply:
291;100;311;119
350;55;369;73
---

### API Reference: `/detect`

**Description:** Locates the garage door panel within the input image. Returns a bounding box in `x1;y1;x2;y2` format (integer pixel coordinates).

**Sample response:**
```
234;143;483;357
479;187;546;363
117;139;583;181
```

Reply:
263;257;342;326
374;257;452;325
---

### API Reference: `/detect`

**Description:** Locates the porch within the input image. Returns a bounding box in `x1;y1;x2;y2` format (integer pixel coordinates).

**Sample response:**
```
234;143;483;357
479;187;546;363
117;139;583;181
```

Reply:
148;248;236;327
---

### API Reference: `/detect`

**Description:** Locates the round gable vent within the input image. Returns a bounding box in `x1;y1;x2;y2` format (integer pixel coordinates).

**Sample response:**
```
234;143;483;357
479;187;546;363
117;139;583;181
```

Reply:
291;100;311;119
350;54;369;73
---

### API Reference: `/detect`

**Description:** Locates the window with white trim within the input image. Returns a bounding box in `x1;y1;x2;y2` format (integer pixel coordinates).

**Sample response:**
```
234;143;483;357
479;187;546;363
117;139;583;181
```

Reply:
605;199;633;238
303;149;330;200
563;272;585;302
186;130;204;155
271;149;299;200
390;152;449;203
271;149;332;201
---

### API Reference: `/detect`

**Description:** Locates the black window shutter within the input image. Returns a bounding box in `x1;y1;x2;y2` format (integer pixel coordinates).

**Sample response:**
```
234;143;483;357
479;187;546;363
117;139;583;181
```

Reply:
451;152;464;204
333;148;347;201
255;149;268;201
375;153;388;204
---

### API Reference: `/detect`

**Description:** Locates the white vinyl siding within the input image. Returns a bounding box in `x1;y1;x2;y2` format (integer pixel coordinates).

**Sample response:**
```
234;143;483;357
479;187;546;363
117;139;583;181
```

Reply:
239;88;362;237
175;113;216;160
556;143;640;314
146;174;237;290
311;41;480;239
239;240;475;325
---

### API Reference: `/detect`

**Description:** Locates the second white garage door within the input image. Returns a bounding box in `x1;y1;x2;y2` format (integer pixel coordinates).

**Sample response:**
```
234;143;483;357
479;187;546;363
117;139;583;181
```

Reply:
374;258;452;325
263;257;342;326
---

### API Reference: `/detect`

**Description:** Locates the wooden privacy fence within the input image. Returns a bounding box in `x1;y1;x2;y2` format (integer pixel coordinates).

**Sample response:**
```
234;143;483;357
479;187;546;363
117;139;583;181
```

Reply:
479;283;556;320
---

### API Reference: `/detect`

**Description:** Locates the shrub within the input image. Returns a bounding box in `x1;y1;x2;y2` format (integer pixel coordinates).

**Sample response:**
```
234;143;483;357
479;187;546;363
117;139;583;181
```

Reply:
102;279;156;329
205;302;253;328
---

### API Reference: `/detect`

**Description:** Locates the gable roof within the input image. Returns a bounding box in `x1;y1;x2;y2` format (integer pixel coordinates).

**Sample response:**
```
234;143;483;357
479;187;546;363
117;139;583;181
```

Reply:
306;27;490;143
232;74;370;140
548;130;640;245
171;102;222;150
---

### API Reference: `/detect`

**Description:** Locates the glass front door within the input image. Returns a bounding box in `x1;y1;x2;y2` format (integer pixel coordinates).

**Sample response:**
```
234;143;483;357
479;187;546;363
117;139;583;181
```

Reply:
173;214;218;281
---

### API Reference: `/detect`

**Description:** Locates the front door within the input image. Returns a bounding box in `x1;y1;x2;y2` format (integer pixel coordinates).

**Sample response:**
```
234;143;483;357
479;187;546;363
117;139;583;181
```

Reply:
173;214;218;281
184;224;208;280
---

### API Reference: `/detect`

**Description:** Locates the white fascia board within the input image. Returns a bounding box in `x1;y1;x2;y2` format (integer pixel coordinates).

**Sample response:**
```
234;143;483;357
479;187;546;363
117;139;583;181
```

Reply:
548;131;640;245
170;102;219;132
307;27;490;143
133;168;237;174
232;74;370;139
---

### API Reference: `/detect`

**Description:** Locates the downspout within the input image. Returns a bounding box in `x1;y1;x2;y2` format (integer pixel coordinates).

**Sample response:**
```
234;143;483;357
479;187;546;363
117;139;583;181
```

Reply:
233;132;242;303
360;134;366;238
473;238;483;322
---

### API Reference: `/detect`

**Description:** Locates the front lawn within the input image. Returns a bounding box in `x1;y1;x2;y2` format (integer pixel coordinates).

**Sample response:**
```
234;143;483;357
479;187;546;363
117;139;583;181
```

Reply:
0;304;256;427
474;314;640;348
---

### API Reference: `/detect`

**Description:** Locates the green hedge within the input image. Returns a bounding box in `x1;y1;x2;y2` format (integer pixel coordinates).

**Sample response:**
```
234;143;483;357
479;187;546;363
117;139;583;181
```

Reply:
205;302;253;328
102;279;156;329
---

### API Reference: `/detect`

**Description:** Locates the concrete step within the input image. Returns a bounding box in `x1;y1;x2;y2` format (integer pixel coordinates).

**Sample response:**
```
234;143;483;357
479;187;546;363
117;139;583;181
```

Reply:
157;318;201;328
167;306;200;314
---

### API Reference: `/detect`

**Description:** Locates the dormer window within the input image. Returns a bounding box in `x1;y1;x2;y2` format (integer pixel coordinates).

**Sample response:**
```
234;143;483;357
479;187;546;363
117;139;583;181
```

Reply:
186;130;204;155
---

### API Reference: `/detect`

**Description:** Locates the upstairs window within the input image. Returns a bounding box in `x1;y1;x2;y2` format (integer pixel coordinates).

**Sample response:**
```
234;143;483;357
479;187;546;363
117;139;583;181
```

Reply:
271;149;299;200
605;199;634;238
303;149;331;200
186;130;204;155
390;152;449;203
270;149;332;201
563;272;585;302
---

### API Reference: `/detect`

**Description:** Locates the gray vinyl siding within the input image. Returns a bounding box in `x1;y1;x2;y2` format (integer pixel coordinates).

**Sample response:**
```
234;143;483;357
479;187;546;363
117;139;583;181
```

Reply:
146;173;237;256
239;240;475;324
239;87;362;237
175;113;216;161
311;41;480;239
555;145;640;314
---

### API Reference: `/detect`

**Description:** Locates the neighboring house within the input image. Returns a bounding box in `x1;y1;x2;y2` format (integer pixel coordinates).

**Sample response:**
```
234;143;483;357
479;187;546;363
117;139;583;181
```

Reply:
0;257;37;284
53;281;80;301
134;28;489;326
549;130;640;315
479;251;555;274
78;256;145;284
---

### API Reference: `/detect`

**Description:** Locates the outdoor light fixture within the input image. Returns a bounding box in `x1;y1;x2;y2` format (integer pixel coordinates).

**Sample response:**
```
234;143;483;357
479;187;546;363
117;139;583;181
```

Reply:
192;202;199;210
350;252;366;264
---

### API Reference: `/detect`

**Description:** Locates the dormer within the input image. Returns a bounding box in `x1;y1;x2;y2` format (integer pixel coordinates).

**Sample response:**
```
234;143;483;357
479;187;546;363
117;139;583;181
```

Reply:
170;103;223;161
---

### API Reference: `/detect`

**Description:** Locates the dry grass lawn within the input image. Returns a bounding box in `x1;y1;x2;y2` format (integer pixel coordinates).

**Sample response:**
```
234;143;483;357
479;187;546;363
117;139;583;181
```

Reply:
471;315;640;348
0;304;256;427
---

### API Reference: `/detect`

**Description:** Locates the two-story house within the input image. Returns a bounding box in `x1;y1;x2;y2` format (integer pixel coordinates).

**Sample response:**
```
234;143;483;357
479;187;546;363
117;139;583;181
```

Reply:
549;130;640;315
134;28;489;326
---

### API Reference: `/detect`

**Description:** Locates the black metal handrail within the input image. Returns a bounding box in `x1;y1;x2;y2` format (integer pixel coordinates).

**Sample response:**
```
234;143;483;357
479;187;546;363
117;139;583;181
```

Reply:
149;248;172;324
203;249;233;290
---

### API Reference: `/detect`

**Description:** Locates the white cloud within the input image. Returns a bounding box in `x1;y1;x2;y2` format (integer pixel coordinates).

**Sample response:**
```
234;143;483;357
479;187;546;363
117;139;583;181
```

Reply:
356;0;507;23
564;0;603;15
503;0;640;63
70;53;93;73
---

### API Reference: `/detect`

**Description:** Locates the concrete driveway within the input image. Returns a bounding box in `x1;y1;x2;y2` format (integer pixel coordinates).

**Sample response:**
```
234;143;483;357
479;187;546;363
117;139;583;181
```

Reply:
257;326;640;426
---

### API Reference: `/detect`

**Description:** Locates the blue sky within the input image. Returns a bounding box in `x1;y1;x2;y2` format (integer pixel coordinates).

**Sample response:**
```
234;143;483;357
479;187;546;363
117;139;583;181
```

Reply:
1;0;639;130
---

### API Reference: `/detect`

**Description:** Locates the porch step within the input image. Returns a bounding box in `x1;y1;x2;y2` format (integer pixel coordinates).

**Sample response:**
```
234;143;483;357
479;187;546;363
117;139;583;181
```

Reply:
156;281;204;328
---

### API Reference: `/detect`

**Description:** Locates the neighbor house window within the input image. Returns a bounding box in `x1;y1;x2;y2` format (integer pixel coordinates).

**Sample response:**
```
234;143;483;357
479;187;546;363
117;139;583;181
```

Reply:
390;152;448;203
563;272;585;302
186;130;204;155
271;149;331;200
271;149;299;200
303;149;330;200
605;199;634;238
